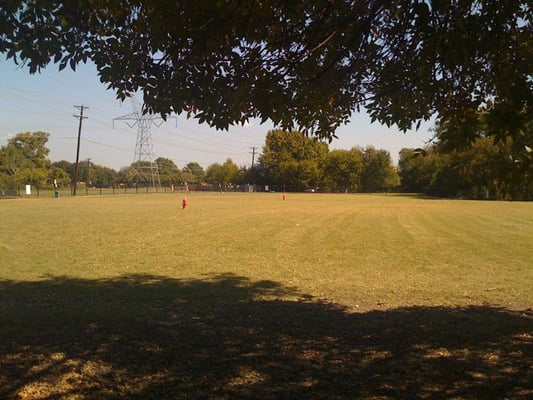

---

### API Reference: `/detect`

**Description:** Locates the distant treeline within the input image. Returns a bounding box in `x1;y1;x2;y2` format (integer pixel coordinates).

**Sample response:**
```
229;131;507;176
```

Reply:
1;130;532;200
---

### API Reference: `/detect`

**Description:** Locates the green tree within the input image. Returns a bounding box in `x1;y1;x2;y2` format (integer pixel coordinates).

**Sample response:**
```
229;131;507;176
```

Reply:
47;166;72;188
127;161;158;186
52;160;75;179
430;114;533;200
0;172;15;189
0;145;29;176
2;2;529;143
428;138;533;200
258;129;328;188
486;118;533;200
204;163;224;185
156;157;182;186
204;159;239;186
322;148;364;192
398;147;439;193
360;147;400;192
182;162;205;184
235;166;252;186
6;131;51;168
118;166;137;186
91;164;119;187
0;131;52;188
77;159;94;186
221;159;240;185
16;167;48;188
462;139;503;199
1;132;51;172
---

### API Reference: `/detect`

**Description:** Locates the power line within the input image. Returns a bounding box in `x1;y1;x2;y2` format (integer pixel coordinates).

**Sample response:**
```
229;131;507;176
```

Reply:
82;138;133;153
0;68;269;169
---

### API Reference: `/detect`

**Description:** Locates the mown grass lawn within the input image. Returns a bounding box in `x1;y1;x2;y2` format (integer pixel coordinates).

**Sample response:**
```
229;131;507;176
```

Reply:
1;193;531;399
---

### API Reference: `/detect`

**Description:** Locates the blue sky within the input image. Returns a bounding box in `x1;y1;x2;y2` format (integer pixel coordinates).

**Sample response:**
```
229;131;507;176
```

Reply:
1;58;435;171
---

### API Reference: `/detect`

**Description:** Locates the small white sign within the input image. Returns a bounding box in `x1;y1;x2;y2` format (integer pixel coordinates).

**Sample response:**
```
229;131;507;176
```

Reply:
25;185;31;195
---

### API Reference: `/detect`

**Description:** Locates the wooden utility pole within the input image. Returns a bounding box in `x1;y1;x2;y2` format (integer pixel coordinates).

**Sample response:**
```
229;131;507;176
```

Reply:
72;105;88;196
250;146;257;187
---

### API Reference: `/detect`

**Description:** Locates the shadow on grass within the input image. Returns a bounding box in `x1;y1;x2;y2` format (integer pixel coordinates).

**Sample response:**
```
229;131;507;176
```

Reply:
0;274;531;399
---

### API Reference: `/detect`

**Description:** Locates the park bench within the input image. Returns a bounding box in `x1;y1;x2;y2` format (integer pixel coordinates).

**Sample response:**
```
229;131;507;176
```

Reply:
0;190;20;199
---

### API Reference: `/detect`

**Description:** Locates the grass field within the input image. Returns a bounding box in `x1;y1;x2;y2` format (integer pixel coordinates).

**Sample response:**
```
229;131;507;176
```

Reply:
1;193;532;399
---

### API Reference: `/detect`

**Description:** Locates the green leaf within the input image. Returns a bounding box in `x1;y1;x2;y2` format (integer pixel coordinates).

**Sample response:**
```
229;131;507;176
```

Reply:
58;58;68;71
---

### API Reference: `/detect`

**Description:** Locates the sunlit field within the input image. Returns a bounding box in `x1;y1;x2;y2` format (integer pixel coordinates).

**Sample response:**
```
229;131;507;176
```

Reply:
1;193;531;399
2;192;531;308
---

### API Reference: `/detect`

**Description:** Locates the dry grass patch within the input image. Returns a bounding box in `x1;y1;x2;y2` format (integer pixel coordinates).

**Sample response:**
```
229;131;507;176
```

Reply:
0;193;531;399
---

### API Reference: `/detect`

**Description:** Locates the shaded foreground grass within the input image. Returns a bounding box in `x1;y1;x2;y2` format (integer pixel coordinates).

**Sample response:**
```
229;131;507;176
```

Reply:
0;193;532;398
0;274;531;399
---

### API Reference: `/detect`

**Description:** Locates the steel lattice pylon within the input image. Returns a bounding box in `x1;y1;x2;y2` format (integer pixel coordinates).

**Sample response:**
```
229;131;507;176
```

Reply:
113;96;163;188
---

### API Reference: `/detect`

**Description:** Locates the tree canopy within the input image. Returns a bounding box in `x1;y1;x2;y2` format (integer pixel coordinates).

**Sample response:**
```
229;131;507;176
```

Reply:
205;158;240;185
397;114;533;199
155;157;182;186
323;149;364;193
1;1;530;144
0;131;52;188
360;147;400;192
4;131;50;169
181;162;205;184
258;129;328;188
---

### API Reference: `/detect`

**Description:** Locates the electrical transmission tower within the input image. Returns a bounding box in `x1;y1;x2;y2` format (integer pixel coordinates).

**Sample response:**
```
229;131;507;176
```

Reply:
113;96;165;188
